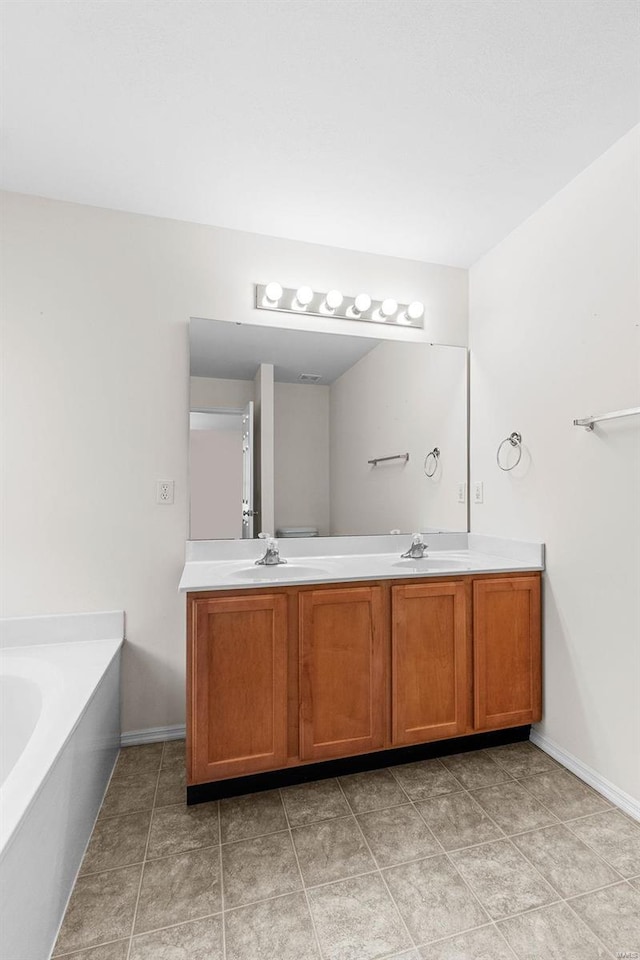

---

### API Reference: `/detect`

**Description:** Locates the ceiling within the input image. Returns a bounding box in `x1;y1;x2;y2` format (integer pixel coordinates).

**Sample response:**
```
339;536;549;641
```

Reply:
1;0;638;267
189;318;380;383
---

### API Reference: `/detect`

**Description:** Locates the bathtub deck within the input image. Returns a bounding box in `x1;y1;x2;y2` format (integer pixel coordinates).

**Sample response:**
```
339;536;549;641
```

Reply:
52;739;640;959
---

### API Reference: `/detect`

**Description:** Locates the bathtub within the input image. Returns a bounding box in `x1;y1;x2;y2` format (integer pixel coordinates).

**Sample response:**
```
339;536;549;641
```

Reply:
0;612;124;960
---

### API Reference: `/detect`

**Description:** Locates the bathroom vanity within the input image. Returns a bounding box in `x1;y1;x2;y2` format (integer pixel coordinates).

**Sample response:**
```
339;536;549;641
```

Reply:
180;536;543;803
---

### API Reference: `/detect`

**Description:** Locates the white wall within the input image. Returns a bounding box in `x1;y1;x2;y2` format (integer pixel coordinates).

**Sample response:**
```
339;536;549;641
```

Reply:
190;376;254;410
254;363;275;536
0;191;466;734
189;424;243;540
469;126;640;804
330;342;468;535
274;383;330;536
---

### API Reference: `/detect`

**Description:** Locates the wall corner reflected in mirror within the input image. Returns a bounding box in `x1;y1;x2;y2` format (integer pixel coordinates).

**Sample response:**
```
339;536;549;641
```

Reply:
188;318;469;540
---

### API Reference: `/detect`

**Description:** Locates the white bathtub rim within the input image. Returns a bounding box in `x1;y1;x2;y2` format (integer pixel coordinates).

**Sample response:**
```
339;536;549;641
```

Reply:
0;610;125;649
0;638;123;854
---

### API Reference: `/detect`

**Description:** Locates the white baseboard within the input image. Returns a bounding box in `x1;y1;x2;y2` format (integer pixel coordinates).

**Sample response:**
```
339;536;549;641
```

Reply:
530;729;640;822
121;724;186;747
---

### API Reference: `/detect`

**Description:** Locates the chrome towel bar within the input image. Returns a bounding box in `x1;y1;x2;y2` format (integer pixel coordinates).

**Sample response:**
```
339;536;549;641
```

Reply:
368;453;410;466
573;407;640;430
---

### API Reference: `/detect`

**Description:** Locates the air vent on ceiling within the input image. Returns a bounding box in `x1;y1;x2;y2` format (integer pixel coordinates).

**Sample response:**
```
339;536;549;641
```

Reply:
298;373;322;383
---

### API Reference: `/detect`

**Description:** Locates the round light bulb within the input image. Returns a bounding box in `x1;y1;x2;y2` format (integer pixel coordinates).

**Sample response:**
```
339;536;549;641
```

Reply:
295;285;314;307
407;300;424;320
264;281;283;303
380;298;398;318
354;293;372;313
325;289;343;310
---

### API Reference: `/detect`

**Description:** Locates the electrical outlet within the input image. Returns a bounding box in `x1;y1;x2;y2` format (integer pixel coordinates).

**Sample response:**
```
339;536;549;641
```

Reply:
156;480;175;504
473;481;484;504
457;482;466;504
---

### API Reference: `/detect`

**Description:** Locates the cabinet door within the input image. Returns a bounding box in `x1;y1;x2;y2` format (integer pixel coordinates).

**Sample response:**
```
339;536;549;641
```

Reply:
188;594;288;783
299;586;386;761
473;576;541;730
391;581;469;745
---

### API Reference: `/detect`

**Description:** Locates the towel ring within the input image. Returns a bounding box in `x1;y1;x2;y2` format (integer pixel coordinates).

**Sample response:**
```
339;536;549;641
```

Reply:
423;447;440;477
497;432;522;471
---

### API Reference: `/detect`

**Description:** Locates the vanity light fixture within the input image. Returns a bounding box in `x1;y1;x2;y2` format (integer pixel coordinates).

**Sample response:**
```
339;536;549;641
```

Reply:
406;300;425;321
346;293;372;319
376;297;398;322
254;283;425;329
292;285;314;310
320;289;344;314
263;281;283;306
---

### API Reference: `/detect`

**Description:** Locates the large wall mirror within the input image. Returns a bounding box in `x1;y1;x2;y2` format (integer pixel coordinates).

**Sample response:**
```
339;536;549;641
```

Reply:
189;318;468;539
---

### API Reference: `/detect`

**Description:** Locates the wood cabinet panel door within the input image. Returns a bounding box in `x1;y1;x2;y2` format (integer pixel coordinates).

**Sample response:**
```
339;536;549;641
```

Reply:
299;586;386;761
473;576;542;730
391;581;469;745
188;594;288;782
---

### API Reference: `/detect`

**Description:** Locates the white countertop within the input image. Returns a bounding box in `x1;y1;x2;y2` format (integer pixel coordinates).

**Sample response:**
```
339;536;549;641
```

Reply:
179;534;544;592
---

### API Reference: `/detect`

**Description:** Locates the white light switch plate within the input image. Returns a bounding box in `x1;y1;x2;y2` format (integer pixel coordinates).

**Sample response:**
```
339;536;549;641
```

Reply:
457;482;466;503
473;481;484;504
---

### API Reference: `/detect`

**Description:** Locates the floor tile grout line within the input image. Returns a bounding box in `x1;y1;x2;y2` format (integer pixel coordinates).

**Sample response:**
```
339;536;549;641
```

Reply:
562;876;635;905
335;776;419;953
76;857;148;879
558;807;622;826
278;787;327;960
560;892;622;959
217;800;227;960
477;763;625;878
124;747;164;960
409;799;448;857
97;806;156;823
451;782;569;908
411;919;520;957
503;778;630;885
410;782;510;852
442;750;519;787
432;782;569;939
71;909;223;953
212;866;381;913
343;797;418;819
514;768;615;808
457;788;630;957
76;838;223;875
561;816;635;882
202;859;636;942
491;920;522;959
386;755;469;801
498;892;619;959
53;934;130;958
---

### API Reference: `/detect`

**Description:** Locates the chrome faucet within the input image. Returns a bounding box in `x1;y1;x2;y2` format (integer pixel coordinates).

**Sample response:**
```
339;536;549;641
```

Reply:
401;533;428;559
255;535;287;566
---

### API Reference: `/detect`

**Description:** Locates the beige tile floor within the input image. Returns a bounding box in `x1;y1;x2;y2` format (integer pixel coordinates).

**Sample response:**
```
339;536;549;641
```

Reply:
52;741;640;960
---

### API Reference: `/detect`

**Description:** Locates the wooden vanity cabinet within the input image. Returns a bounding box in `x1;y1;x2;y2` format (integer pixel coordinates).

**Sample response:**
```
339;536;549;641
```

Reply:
299;586;386;761
473;576;542;730
186;571;541;789
187;593;289;783
391;581;470;745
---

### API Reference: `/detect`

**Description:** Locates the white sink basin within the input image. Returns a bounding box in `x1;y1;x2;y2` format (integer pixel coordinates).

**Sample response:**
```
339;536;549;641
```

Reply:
233;565;332;580
392;558;472;572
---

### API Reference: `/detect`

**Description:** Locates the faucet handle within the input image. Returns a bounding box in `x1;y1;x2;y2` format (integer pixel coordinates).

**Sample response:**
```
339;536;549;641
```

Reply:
400;532;428;559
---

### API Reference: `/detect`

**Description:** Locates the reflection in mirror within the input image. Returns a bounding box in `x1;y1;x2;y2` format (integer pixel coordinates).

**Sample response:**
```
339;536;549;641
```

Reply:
189;318;468;539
